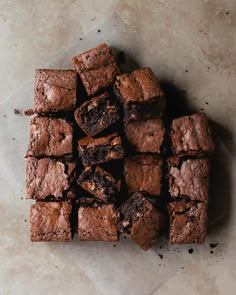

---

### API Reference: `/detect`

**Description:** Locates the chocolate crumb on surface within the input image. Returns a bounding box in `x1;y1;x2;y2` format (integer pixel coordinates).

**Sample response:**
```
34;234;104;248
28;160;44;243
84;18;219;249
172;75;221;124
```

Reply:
158;254;163;259
210;243;218;249
210;250;214;254
188;248;194;254
14;109;20;114
113;245;117;247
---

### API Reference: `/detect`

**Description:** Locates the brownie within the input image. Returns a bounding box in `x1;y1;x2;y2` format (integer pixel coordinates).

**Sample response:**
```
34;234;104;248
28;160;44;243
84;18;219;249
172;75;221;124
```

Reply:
170;113;215;156
78;133;124;167
168;200;207;244
72;43;120;96
74;92;120;136
114;67;165;122
78;203;119;241
124;118;165;153
124;155;163;196
26;117;73;157
117;192;164;250
26;157;76;200
168;157;209;202
30;201;72;242
33;69;77;113
77;166;120;203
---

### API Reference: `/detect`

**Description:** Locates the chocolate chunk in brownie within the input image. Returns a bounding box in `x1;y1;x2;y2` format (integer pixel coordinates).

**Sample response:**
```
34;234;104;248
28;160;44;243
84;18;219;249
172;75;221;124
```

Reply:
168;199;207;244
170;113;215;156
168;157;209;202
26;117;73;157
78;133;124;167
124;118;165;153
124;155;163;196
114;67;165;122
77;166;120;203
26;157;76;200
33;69;77;113
117;192;164;250
30;201;72;242
72;43;120;96
78;203;118;241
74;92;120;136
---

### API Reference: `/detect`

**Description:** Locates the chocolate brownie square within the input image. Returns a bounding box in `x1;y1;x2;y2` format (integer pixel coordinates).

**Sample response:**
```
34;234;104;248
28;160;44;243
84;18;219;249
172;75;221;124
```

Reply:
114;67;165;122
168;157;209;202
170;113;215;156
72;43;120;96
78;203;118;241
168;200;207;244
26;157;76;200
117;192;164;250
78;133;124;167
30;201;72;242
26;117;73;157
74;92;120;136
33;69;76;113
124;155;163;196
124;118;165;153
77;166;120;203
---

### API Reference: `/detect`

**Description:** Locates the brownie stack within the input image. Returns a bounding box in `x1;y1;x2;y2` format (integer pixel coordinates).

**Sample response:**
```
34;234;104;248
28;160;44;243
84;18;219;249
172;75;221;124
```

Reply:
25;42;215;250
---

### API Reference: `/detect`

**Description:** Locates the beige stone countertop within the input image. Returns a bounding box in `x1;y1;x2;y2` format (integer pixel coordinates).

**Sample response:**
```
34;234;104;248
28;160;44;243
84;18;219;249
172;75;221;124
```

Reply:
0;1;235;294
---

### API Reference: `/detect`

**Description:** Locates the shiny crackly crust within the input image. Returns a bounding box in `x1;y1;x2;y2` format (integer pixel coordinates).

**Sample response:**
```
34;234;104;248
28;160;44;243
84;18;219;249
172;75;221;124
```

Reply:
124;118;165;153
72;43;120;96
26;117;73;157
34;69;76;113
170;113;215;156
30;202;72;242
168;157;209;202
124;155;163;196
114;67;164;103
78;204;119;241
26;158;75;200
168;200;207;244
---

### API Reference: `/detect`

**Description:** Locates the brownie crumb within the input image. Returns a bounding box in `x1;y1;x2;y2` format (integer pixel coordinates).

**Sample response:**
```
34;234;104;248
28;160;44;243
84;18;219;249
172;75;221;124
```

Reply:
205;102;209;105
21;197;23;200
201;108;204;111
185;70;188;73
181;267;184;269
79;38;83;40
158;254;163;259
24;219;27;222
117;51;125;65
97;29;101;33
210;250;214;254
24;109;34;116
210;243;218;249
14;109;20;114
188;248;194;254
113;245;117;247
226;11;230;15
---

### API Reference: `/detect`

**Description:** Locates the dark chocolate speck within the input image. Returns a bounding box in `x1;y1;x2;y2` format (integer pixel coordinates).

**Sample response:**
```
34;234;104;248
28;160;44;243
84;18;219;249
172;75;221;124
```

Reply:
188;248;194;254
158;254;163;259
210;243;218;249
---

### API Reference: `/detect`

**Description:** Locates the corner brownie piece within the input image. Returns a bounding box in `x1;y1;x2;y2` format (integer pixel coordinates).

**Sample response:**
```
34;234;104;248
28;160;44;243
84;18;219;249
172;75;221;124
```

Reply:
117;192;164;250
168;157;209;202
170;113;215;156
74;92;120;136
26;117;73;157
124;155;163;196
78;203;118;241
34;69;76;113
124;118;165;153
30;201;72;242
77;166;120;203
26;158;75;200
78;133;124;167
168;200;207;244
114;67;165;122
72;43;120;96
